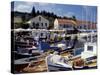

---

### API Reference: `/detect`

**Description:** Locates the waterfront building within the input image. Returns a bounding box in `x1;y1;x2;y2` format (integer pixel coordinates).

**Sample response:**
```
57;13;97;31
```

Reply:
54;18;77;30
76;20;97;31
27;15;49;29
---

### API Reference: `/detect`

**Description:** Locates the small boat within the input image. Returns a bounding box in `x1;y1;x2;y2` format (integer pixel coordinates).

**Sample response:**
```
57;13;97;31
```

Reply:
14;55;47;73
45;53;72;71
81;31;97;65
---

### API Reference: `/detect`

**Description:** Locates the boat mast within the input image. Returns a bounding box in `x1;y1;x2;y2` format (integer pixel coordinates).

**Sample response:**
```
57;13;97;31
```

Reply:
84;6;88;41
81;6;83;30
85;6;87;31
90;8;93;42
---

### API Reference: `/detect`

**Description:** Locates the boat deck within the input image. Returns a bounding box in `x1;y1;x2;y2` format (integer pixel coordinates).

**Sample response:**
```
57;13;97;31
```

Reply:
22;59;47;73
14;51;97;73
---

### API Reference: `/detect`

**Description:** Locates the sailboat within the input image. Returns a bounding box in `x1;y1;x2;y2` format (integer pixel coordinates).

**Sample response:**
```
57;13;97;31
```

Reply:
81;7;97;67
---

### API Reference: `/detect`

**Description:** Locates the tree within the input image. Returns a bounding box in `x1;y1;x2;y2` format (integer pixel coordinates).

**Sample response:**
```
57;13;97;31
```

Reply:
42;10;46;16
21;13;26;22
37;10;40;15
21;23;29;29
63;16;68;19
72;15;77;21
31;6;36;17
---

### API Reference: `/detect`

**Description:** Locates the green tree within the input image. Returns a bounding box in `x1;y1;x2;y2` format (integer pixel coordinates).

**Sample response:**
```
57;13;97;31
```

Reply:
72;15;76;21
31;6;36;17
21;23;29;29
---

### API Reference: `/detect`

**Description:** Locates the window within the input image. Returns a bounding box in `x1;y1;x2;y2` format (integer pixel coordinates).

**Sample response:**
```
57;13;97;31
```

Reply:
80;25;84;29
64;24;66;28
66;25;70;28
87;46;93;51
41;23;43;29
37;23;39;25
36;23;39;29
41;23;43;26
80;26;82;29
32;22;35;28
45;23;47;27
39;17;41;21
84;25;86;29
84;25;87;29
69;25;72;28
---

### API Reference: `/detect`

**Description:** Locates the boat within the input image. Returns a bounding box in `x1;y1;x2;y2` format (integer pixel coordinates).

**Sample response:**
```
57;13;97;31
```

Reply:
45;53;72;71
81;31;97;62
14;54;46;73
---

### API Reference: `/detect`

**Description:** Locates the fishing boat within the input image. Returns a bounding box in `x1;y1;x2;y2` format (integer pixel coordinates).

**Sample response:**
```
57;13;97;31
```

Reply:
45;52;72;71
14;54;46;73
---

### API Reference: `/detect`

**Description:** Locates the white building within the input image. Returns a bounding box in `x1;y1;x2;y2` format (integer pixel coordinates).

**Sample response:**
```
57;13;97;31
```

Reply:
54;18;77;30
27;15;49;29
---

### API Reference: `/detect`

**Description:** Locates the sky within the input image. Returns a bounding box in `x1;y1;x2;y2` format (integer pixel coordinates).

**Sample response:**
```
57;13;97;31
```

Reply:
11;1;97;22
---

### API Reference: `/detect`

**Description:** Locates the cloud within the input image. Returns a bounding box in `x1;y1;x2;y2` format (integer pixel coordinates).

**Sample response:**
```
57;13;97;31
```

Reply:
14;2;56;13
14;5;31;12
14;2;34;12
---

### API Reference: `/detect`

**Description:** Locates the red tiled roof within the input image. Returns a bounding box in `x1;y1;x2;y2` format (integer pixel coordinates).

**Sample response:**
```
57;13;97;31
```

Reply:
56;19;96;29
57;19;77;25
76;20;96;26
